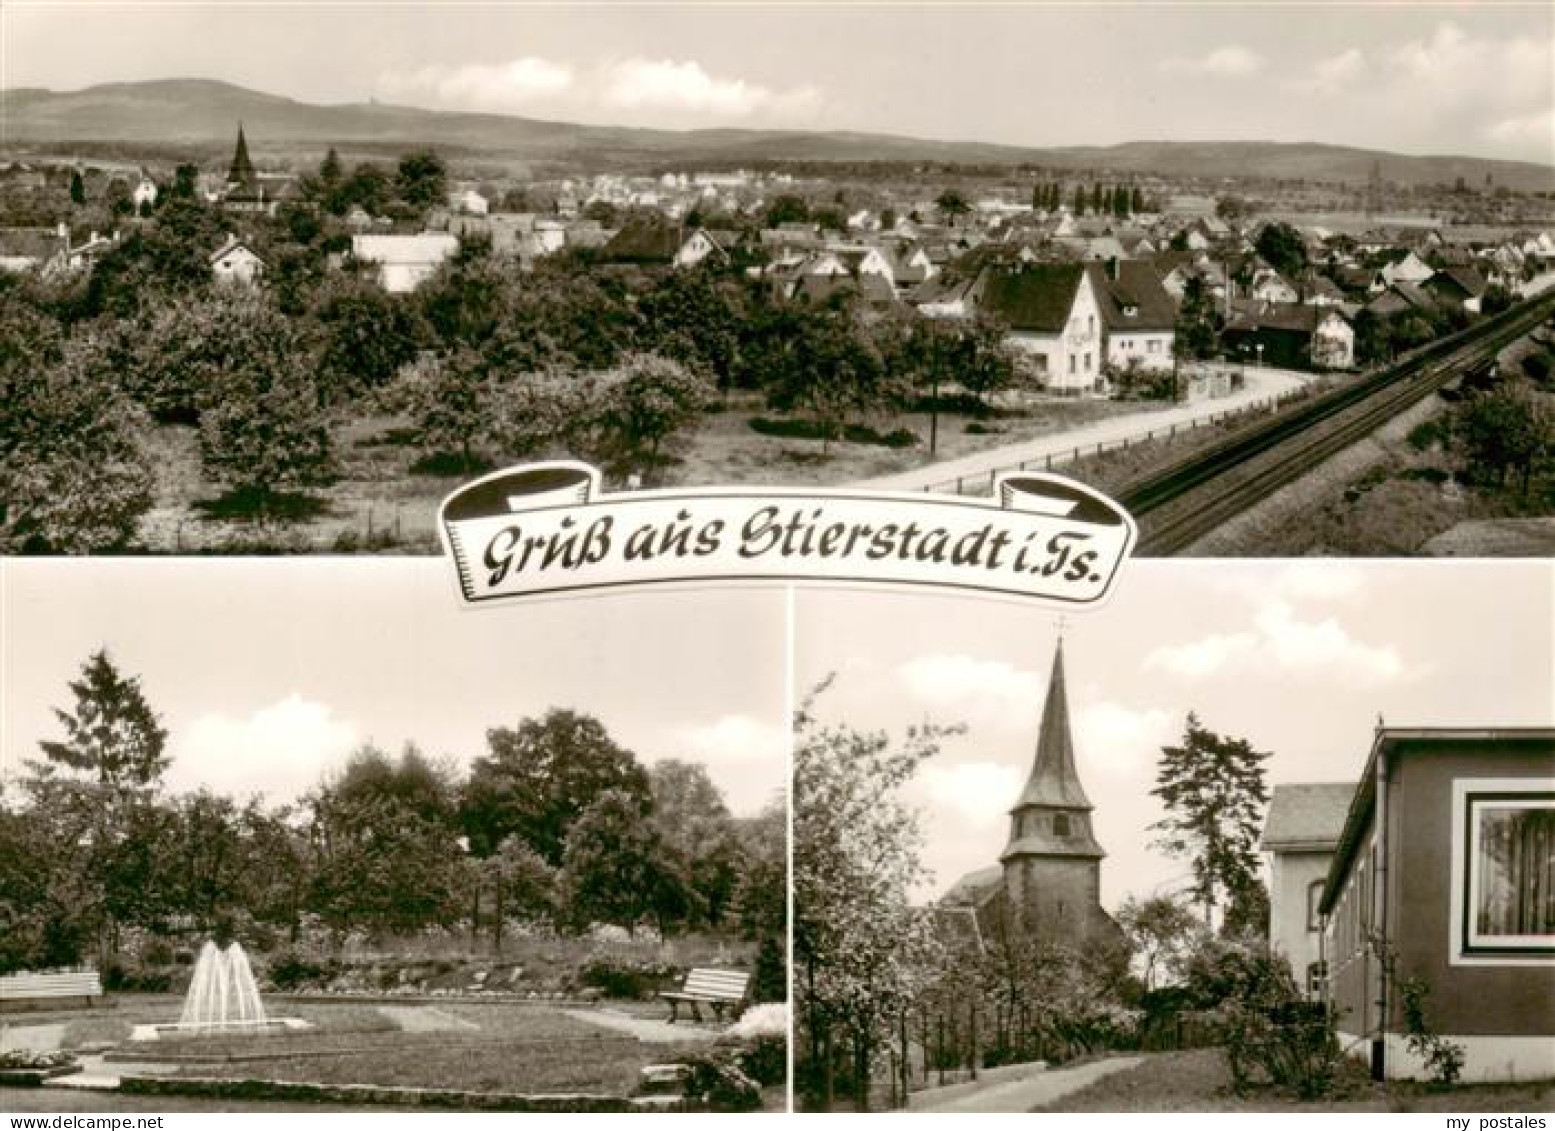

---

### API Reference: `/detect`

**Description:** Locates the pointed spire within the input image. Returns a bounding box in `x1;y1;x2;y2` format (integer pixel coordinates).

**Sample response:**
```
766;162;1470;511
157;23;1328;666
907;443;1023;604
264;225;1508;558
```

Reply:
228;123;255;187
1013;637;1093;811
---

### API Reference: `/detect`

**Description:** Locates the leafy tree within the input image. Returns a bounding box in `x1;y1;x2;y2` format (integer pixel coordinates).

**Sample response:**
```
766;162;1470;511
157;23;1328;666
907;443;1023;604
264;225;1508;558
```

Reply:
765;299;894;452
395;149;448;212
794;679;956;1110
1116;894;1203;991
936;189;971;227
1453;379;1552;496
1173;274;1221;363
636;267;745;390
649;760;741;928
0;318;155;553
765;194;810;227
1255;221;1308;281
312;276;424;404
105;178;133;216
1215;195;1246;224
195;300;336;511
319;147;343;189
1149;712;1270;929
558;788;680;933
463;708;651;864
482;838;557;949
593;353;716;481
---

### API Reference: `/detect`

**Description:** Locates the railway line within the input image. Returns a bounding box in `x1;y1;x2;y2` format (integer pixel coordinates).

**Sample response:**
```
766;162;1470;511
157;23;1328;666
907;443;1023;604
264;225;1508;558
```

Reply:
1119;291;1555;555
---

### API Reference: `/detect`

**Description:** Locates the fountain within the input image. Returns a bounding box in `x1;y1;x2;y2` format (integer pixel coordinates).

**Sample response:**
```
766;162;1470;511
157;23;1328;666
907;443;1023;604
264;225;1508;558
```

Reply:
129;940;310;1041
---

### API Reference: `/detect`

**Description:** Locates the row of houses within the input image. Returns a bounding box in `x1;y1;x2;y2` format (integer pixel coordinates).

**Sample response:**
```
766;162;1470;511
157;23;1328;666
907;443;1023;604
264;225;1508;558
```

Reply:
1263;728;1553;1083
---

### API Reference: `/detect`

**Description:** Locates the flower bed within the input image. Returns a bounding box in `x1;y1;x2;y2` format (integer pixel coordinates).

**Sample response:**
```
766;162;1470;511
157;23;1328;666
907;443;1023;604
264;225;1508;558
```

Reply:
0;1048;82;1086
120;1074;650;1112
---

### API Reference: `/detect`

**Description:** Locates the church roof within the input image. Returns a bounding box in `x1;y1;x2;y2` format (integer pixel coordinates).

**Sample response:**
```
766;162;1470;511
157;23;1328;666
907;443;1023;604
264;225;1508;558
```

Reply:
1011;639;1093;812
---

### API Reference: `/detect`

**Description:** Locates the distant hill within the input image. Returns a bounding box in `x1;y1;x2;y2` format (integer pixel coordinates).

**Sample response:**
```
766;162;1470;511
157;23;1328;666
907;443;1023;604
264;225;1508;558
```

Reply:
4;78;1551;191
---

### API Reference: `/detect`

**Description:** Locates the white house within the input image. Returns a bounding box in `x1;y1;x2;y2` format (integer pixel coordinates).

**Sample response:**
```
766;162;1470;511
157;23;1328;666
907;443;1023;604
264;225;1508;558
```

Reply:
451;188;489;216
210;235;265;285
978;263;1105;394
1090;261;1177;374
1262;783;1354;999
1380;249;1434;288
132;176;159;210
673;227;736;269
351;233;459;293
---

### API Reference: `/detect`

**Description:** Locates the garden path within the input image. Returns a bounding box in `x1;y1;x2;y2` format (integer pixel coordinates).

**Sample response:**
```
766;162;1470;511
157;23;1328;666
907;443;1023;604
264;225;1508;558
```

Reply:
377;1005;480;1033
560;1008;721;1044
906;1054;1147;1113
0;1022;66;1052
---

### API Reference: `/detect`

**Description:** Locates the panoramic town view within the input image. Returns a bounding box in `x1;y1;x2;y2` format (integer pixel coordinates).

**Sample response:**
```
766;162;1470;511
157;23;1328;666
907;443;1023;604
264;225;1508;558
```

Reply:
2;4;1552;556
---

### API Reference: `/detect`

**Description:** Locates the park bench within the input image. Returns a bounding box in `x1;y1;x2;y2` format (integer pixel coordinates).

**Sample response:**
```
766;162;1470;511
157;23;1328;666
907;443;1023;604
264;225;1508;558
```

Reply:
0;969;105;1013
661;967;750;1024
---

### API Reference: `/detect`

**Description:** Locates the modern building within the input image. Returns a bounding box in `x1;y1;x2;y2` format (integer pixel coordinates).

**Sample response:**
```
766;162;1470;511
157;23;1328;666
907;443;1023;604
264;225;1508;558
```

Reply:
1319;727;1554;1082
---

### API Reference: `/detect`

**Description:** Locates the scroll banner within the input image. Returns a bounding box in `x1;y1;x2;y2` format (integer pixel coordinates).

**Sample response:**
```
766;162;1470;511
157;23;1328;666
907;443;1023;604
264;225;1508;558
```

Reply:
439;462;1137;606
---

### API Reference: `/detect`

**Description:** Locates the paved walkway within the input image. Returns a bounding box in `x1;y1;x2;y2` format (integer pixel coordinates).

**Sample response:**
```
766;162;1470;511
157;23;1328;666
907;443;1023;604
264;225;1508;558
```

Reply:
0;1022;66;1052
907;1055;1145;1113
854;367;1310;493
560;1007;721;1045
377;1004;480;1033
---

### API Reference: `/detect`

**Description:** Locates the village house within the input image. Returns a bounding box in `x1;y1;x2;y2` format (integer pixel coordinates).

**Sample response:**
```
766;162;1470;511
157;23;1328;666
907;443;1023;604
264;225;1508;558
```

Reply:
976;262;1106;394
351;232;458;293
1378;248;1435;288
210;234;265;286
132;174;158;210
1319;727;1554;1083
673;227;738;269
1263;783;1355;999
1090;259;1177;374
1422;265;1490;315
1223;302;1355;371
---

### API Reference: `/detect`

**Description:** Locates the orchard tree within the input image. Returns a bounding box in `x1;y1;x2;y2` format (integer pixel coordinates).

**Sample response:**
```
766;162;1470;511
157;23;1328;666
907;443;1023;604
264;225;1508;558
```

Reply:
1116;894;1203;991
594;353;716;482
558;788;679;933
1149;713;1270;930
395;150;448;212
1173;275;1221;363
0;314;155;553
482;838;557;950
1453;379;1552;496
1255;221;1308;281
794;679;957;1110
312;276;424;405
463;708;652;864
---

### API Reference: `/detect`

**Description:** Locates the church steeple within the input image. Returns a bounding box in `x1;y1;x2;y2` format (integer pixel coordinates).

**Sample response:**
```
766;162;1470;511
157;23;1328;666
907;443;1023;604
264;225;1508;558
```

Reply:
227;124;256;187
1014;637;1093;811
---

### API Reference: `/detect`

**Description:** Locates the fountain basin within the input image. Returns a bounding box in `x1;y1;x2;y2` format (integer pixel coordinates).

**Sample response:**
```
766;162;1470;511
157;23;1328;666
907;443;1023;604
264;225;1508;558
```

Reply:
129;1018;312;1043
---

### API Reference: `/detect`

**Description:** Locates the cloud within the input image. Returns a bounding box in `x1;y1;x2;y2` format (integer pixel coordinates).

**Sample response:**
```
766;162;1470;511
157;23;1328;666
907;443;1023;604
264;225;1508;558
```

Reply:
1145;601;1408;686
1488;107;1555;147
1074;702;1176;779
672;713;788;813
378;57;574;112
376;54;822;125
1162;45;1265;78
601;57;821;119
166;695;360;803
909;760;1023;825
897;654;1042;730
1293;48;1366;95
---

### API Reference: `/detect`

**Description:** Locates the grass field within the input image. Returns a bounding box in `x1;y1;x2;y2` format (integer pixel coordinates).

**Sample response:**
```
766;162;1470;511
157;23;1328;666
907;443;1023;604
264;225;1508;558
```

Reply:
128;395;1157;553
1037;1049;1555;1113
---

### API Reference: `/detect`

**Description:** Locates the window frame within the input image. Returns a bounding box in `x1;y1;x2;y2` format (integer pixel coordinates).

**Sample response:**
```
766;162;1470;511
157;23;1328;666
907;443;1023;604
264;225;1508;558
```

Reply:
1449;779;1555;967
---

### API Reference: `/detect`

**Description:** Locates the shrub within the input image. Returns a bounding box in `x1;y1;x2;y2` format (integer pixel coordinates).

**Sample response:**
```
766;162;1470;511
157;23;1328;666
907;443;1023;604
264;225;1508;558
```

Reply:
751;936;785;1004
578;958;678;1000
266;950;337;991
1399;977;1466;1088
680;1047;761;1111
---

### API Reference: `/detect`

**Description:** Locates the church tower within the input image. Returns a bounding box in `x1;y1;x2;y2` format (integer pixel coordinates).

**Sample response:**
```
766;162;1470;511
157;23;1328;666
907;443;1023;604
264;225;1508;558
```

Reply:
227;124;256;189
999;637;1111;946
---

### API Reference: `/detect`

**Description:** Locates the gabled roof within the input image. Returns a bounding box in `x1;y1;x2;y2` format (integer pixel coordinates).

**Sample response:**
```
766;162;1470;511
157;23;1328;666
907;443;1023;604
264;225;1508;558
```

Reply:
1226;300;1346;334
209;235;263;265
601;222;682;263
976;262;1085;332
1089;261;1177;332
1426;264;1488;298
1261;783;1353;851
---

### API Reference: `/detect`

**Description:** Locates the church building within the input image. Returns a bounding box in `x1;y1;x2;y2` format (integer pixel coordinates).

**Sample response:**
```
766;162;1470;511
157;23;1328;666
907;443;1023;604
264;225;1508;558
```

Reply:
943;639;1122;950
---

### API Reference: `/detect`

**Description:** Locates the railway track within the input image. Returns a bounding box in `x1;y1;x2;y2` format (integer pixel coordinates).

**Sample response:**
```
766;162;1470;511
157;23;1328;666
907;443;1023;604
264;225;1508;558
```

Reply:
1120;291;1555;555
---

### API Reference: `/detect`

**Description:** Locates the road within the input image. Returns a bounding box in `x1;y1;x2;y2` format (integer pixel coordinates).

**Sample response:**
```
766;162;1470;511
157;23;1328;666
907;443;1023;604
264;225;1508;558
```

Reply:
854;367;1310;493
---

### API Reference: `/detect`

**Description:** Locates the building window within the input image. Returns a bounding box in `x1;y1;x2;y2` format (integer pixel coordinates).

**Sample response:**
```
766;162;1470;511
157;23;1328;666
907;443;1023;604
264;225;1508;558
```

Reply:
1307;880;1325;932
1053;814;1070;837
1306;961;1327;999
1148;339;1161;353
1463;792;1554;955
1083;353;1092;372
1068;355;1076;375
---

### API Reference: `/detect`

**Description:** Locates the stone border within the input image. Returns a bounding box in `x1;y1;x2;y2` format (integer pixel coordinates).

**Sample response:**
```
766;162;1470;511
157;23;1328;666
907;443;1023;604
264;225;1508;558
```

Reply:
120;1074;683;1111
0;1064;84;1087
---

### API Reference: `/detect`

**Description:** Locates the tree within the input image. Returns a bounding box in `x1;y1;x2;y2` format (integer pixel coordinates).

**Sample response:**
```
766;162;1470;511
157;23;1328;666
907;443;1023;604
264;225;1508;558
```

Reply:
1453;379;1552;497
593;353;716;481
765;299;893;452
463;708;651;864
1116;894;1203;991
1149;713;1270;929
70;170;86;206
732;792;787;940
1215;195;1247;224
1255;221;1308;281
319;147;343;189
636;267;745;390
37;650;169;792
558;788;679;932
312;276;424;404
105;178;133;216
0;314;155;553
195;300;336;511
794;679;957;1110
765;194;810;227
650;760;741;928
1173;274;1221;364
935;189;971;227
482;838;557;950
395;150;448;212
1072;184;1087;216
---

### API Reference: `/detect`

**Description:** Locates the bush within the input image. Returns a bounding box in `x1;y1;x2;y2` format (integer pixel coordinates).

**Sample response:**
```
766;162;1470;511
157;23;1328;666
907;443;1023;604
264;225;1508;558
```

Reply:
102;960;173;993
751;936;785;1004
577;958;678;1000
266;950;337;991
680;1047;761;1111
1399;976;1466;1088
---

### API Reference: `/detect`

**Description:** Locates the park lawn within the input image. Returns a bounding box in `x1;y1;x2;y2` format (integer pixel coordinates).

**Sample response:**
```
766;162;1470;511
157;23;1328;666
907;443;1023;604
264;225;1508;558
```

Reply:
1037;1049;1555;1113
175;1031;685;1096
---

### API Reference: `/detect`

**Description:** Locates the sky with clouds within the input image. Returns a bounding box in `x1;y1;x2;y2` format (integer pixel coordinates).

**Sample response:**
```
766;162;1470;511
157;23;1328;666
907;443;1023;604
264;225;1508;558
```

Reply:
0;559;789;817
3;2;1551;164
794;560;1554;911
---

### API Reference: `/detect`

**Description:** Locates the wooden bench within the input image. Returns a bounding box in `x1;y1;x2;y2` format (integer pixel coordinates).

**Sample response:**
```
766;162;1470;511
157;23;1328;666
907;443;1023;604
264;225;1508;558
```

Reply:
0;969;105;1013
661;967;750;1024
